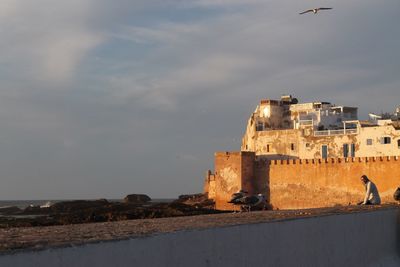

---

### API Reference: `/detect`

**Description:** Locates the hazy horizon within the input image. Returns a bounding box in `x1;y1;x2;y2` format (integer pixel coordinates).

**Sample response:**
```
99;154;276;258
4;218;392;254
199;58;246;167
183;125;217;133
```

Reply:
0;0;399;200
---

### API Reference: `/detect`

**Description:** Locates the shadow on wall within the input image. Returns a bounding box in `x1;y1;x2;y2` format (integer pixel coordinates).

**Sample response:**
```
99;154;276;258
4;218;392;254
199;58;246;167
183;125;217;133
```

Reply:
245;158;273;210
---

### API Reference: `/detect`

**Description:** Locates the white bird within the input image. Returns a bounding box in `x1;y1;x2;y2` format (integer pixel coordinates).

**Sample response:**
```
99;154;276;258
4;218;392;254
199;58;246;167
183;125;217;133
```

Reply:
300;7;333;15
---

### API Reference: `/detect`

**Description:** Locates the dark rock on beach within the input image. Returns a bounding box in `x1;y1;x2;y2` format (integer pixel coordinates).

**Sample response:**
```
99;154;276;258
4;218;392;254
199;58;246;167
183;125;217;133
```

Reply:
174;193;215;209
0;206;22;215
49;199;109;213
0;194;224;228
123;194;151;204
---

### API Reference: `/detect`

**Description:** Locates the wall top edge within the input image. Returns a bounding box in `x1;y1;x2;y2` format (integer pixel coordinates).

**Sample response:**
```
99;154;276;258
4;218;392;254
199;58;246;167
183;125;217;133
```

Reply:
215;151;256;156
270;156;400;165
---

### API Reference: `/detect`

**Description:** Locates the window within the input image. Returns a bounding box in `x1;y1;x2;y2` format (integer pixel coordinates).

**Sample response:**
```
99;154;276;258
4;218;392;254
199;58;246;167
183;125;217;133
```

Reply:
381;137;391;144
398;140;400;149
305;143;310;148
291;143;295;151
256;122;263;131
351;143;355;158
343;144;349;158
266;144;270;153
366;139;373;146
322;145;328;159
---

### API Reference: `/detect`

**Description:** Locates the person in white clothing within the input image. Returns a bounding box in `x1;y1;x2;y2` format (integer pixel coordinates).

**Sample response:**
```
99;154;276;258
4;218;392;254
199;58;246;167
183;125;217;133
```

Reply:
359;175;381;205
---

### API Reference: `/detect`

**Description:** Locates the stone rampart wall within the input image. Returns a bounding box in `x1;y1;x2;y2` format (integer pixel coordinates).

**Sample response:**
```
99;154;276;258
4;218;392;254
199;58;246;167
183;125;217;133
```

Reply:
208;152;400;210
270;156;400;209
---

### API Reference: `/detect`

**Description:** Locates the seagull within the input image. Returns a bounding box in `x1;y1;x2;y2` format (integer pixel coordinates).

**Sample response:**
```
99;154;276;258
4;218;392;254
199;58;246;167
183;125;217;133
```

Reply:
299;7;333;15
228;190;248;205
228;191;266;212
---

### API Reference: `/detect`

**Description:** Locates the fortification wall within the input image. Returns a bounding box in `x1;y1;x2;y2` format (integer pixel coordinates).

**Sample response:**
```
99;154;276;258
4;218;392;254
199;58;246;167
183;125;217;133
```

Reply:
213;152;241;210
207;152;400;210
270;156;400;209
213;152;259;210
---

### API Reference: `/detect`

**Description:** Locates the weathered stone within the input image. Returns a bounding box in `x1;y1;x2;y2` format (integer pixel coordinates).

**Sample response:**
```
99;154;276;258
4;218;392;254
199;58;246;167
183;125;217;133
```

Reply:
0;198;225;228
174;193;215;209
0;206;21;215
123;194;151;204
49;199;109;213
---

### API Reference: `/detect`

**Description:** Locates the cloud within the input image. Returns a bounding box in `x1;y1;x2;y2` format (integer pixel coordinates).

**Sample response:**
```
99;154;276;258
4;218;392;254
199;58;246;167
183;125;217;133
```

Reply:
0;0;105;83
103;0;400;114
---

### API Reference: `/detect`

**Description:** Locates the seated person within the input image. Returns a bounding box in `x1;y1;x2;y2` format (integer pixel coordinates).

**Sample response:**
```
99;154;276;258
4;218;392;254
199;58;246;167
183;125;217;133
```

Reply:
359;175;381;205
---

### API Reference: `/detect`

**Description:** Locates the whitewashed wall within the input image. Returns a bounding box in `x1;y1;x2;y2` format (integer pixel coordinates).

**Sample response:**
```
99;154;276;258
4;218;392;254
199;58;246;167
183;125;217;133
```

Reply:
1;208;399;267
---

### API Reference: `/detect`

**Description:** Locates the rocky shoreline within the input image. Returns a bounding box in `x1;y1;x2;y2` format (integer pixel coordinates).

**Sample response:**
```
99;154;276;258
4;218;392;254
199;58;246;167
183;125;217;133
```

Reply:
0;193;225;228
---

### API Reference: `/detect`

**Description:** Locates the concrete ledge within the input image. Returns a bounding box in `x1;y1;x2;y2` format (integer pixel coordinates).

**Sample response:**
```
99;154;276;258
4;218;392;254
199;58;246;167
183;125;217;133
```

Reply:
1;207;399;266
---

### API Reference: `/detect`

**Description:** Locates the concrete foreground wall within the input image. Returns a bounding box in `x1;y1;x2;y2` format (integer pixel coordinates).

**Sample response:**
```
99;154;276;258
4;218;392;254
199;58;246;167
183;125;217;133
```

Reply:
1;209;399;267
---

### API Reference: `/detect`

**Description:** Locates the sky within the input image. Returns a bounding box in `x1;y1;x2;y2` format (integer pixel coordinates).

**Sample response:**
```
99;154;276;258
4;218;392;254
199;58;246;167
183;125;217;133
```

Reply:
0;0;399;199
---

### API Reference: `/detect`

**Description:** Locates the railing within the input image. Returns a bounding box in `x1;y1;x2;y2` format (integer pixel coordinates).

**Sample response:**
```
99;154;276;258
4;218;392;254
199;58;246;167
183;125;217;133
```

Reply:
314;128;358;136
299;120;313;126
345;129;358;134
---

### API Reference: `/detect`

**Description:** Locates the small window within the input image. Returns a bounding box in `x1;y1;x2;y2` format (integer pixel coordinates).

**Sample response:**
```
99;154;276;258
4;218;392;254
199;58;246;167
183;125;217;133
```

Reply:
398;140;400;149
266;144;270;153
343;144;349;158
381;137;391;144
305;143;310;148
366;139;373;146
256;122;263;131
291;143;295;151
322;145;328;159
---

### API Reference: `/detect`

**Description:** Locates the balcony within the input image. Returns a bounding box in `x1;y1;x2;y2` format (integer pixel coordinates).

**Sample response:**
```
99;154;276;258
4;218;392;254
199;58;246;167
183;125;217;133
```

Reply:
314;128;358;137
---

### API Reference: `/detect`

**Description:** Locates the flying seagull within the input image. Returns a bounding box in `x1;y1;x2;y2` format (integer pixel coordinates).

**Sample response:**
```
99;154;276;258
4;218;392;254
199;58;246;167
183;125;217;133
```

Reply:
299;7;333;15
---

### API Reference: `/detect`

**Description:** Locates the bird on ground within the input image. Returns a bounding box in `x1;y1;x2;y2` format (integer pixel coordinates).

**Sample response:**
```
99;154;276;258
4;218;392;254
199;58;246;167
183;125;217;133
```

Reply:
299;7;333;15
228;190;248;205
228;191;266;212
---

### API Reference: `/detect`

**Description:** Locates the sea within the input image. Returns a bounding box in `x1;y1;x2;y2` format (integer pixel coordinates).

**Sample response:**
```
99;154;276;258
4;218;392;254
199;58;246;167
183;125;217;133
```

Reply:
0;199;174;209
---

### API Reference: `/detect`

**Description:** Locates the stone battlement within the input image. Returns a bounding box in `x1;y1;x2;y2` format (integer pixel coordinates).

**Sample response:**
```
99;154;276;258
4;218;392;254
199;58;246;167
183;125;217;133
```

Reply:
270;155;400;165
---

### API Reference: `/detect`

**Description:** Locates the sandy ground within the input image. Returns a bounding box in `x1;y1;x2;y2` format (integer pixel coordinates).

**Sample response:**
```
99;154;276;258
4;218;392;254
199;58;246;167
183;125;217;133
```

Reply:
0;204;398;253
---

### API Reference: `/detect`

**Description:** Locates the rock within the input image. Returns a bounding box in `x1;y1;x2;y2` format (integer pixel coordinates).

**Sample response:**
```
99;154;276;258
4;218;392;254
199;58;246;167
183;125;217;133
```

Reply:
124;194;151;204
176;193;208;202
49;199;109;213
23;205;45;214
174;193;215;209
0;206;21;215
0;195;227;228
